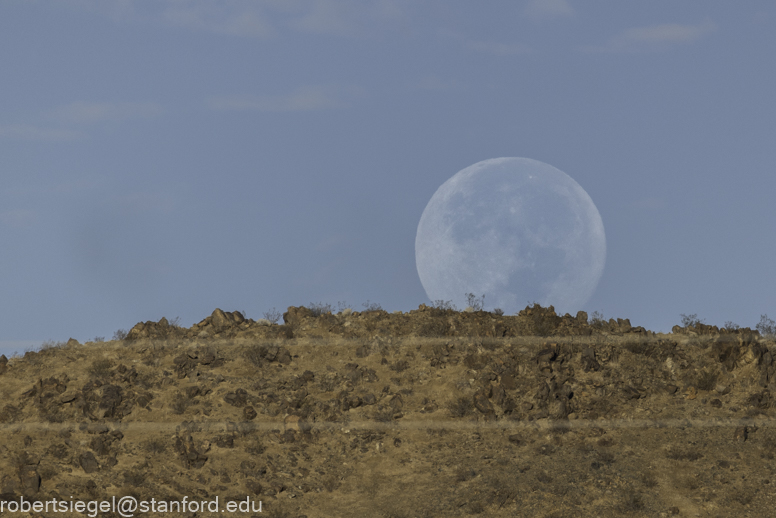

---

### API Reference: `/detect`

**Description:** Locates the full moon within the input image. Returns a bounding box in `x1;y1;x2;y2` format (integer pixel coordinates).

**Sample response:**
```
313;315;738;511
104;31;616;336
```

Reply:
415;157;606;316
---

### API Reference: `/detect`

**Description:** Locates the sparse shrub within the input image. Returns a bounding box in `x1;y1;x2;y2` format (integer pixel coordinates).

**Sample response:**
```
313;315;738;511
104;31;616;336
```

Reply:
112;329;128;340
168;316;182;328
87;359;113;378
336;300;350;312
724;321;740;331
492;308;504;316
244;345;266;367
535;471;553;484
620;492;646;512
93;336;105;343
416;320;450;337
696;369;719;391
0;404;21;423
639;471;659;488
308;302;333;317
373;409;394;422
431;300;457;311
39;340;65;352
757;314;776;337
589;311;606;328
448;396;474;418
465;293;484;311
455;468;477;482
362;300;382;312
262;308;281;324
243;435;266;455
680;313;705;327
665;447;703;461
144;438;167;454
123;470;146;487
170;393;191;415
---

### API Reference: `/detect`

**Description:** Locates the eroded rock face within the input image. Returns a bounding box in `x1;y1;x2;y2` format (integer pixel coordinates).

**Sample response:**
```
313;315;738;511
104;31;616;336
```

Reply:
126;317;179;341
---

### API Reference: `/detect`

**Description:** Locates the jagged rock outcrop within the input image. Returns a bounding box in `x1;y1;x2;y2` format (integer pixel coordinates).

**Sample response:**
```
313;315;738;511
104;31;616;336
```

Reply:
123;303;658;343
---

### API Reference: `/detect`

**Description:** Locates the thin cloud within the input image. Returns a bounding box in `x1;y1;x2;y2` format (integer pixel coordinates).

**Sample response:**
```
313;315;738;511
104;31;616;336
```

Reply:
623;19;716;44
0;124;83;141
467;40;532;56
438;29;532;57
582;19;716;53
0;209;38;229
161;1;276;38
68;0;411;39
289;0;412;37
414;75;464;92
524;0;574;20
290;0;354;36
209;86;344;113
53;101;163;124
632;197;665;211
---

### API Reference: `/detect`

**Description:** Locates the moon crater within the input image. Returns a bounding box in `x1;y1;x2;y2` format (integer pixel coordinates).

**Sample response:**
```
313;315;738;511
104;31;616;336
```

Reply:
415;157;606;315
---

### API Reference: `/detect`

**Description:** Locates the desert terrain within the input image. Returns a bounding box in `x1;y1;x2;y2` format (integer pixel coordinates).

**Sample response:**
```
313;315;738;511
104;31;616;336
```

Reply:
1;304;775;517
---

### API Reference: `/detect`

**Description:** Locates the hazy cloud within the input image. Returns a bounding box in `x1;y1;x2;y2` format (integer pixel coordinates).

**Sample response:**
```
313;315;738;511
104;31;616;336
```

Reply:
209;86;345;112
66;0;411;39
622;19;716;44
524;0;574;20
632;197;665;211
0;124;83;141
53;101;163;124
162;1;276;38
438;29;532;57
467;40;532;56
414;75;464;92
290;0;354;36
0;209;38;229
582;19;716;53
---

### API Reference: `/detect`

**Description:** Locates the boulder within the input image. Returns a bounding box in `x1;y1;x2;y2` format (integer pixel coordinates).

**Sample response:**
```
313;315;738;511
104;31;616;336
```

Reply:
283;306;314;326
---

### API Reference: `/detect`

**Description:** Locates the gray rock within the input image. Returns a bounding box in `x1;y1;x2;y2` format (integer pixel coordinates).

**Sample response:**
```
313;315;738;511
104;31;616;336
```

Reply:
20;466;40;494
473;391;494;414
79;451;99;473
210;308;231;330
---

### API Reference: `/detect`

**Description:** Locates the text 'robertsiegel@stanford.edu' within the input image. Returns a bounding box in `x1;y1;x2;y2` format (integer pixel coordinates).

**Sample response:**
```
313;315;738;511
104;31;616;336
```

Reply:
0;496;262;516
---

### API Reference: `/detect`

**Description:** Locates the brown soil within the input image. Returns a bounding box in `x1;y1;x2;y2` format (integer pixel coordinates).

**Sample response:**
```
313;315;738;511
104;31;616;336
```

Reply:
1;305;775;517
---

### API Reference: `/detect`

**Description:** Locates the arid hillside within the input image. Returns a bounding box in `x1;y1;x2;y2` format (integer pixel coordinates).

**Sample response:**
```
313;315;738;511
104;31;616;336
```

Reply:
1;305;775;517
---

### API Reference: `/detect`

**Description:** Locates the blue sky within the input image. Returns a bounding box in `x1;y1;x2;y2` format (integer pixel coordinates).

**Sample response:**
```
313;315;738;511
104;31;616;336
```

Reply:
2;1;775;354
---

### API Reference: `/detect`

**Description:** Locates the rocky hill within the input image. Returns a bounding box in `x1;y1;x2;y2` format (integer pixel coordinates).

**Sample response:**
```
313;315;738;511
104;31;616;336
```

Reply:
1;304;775;517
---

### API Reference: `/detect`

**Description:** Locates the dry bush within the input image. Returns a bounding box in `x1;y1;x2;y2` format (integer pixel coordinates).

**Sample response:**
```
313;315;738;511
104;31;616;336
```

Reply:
619;491;646;512
665;447;703;461
431;300;457;311
308;302;333;317
39;340;66;352
362;300;383;312
588;311;607;328
262;308;281;324
681;313;705;327
144;438;167;454
87;359;113;378
639;471;659;488
170;393;192;415
696;369;719;391
448;396;474;418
